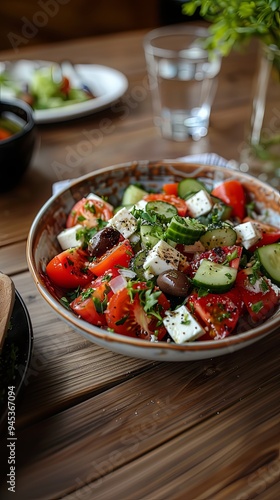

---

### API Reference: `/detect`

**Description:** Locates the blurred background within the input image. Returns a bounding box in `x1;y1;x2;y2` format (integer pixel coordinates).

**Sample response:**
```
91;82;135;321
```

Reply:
0;0;201;51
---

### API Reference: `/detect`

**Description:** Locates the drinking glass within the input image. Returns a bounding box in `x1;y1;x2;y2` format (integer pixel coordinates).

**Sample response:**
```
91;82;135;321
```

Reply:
143;25;221;141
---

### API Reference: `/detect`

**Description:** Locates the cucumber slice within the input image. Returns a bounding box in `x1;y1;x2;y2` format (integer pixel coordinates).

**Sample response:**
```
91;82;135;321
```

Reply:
211;196;233;221
178;178;208;199
146;200;177;221
166;215;206;244
140;223;164;249
200;226;237;249
121;185;148;206
256;243;280;286
133;249;147;280
193;259;237;292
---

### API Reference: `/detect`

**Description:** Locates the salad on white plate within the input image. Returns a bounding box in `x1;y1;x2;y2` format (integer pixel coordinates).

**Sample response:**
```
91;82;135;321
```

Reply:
0;60;93;110
0;60;128;123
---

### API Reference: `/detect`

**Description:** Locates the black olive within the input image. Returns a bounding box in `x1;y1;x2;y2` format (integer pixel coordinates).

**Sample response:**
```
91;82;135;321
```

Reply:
157;269;190;297
88;227;120;257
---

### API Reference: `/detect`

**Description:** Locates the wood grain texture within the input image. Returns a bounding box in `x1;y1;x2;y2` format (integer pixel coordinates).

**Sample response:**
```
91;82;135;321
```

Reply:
1;329;279;499
0;28;280;500
0;0;160;50
0;242;27;275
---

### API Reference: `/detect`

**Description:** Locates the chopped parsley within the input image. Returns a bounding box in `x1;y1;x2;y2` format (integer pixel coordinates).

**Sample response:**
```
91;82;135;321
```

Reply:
115;314;129;326
251;301;263;313
92;296;108;314
217;311;231;321
84;201;96;214
77;215;87;223
143;289;162;314
60;296;71;309
81;287;95;300
181;313;191;325
248;261;261;285
260;278;269;293
197;287;209;297
226;249;238;263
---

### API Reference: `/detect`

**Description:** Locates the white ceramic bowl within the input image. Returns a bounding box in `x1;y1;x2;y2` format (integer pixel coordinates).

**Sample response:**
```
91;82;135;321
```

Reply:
27;160;280;361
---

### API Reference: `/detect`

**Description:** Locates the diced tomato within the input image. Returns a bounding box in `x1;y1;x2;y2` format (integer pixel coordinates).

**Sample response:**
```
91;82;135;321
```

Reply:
187;245;243;278
46;248;92;288
70;269;119;326
211;180;246;220
187;289;242;340
60;76;71;95
235;268;278;322
254;231;280;247
0;128;12;140
162;183;179;196
89;239;134;276
66;197;113;228
105;282;170;340
143;193;187;217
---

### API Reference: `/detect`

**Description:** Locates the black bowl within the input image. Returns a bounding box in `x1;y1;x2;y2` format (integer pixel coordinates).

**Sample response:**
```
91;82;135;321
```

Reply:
0;99;37;192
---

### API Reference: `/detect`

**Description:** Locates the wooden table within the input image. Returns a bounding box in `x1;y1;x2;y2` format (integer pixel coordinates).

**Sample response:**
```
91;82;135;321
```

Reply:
1;28;280;500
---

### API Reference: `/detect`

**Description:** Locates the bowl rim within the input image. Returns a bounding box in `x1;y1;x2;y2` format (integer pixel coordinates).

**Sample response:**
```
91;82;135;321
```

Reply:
26;160;280;354
0;98;35;143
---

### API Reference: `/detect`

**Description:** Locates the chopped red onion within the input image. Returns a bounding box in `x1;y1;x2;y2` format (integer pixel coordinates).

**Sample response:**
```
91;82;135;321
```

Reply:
118;269;136;279
110;274;127;293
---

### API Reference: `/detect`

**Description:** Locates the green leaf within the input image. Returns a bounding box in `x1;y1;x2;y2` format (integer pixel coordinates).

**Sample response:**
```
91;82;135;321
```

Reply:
251;300;264;313
143;289;162;313
92;296;108;314
182;0;280;55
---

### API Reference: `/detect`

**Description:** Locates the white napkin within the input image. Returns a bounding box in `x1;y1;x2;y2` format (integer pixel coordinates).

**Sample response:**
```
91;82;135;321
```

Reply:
176;153;233;168
52;153;237;196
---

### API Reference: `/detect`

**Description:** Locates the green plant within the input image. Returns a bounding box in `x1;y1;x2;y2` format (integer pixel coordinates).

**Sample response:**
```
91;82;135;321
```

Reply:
182;0;280;55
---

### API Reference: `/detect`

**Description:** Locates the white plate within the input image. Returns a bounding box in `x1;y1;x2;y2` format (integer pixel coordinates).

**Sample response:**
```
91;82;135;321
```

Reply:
0;60;128;124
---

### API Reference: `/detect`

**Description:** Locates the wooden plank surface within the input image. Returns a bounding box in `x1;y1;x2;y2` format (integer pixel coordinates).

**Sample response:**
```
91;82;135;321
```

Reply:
1;328;279;499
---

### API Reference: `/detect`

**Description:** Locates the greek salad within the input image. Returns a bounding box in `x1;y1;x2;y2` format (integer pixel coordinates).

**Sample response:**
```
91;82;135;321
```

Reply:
0;65;92;110
45;177;280;343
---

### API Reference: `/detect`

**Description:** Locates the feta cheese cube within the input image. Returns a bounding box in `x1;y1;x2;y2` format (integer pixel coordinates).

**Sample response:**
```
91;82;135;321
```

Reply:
143;240;181;277
86;192;113;210
234;221;262;249
129;199;148;211
57;224;84;250
163;305;205;343
129;232;141;245
107;207;138;238
247;276;268;294
181;241;205;253
271;282;280;297
186;190;213;218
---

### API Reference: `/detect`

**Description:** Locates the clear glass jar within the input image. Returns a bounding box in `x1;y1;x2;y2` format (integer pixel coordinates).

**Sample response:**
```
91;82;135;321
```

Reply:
240;43;280;188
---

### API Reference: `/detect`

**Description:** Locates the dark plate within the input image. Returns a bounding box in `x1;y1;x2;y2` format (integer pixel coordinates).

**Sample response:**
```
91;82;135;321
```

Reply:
0;289;33;430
